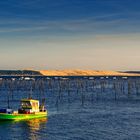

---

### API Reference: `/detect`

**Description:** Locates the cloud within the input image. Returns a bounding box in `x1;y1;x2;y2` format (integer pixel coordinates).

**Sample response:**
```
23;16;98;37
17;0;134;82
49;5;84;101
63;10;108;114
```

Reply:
0;10;139;37
0;0;139;36
0;26;48;33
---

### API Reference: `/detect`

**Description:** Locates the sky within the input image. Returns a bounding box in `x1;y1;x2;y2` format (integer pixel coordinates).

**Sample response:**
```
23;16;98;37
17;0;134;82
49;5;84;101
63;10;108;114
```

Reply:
0;0;140;70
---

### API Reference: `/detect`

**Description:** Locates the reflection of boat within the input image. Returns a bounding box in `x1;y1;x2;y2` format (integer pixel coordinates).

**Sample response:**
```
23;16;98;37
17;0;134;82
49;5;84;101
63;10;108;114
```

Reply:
26;117;48;140
27;118;48;131
0;98;47;120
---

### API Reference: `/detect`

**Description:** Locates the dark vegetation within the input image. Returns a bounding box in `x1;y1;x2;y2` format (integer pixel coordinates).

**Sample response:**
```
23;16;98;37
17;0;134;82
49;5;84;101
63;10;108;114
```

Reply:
0;70;42;76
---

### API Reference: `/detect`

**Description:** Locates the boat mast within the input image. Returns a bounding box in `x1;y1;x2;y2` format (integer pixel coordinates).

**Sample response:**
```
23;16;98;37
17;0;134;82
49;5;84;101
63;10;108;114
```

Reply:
7;79;12;109
40;79;46;110
29;71;33;99
7;92;10;109
29;86;32;99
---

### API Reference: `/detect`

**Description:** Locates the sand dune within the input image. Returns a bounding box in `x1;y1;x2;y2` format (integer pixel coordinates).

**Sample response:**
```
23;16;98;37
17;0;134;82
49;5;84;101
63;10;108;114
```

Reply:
39;70;140;76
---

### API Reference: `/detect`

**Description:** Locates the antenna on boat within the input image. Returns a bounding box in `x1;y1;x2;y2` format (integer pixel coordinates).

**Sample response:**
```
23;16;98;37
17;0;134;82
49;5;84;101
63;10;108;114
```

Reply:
40;98;45;111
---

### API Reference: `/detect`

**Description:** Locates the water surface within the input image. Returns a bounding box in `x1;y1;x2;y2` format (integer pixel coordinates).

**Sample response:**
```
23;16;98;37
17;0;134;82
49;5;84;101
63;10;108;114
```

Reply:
0;77;140;140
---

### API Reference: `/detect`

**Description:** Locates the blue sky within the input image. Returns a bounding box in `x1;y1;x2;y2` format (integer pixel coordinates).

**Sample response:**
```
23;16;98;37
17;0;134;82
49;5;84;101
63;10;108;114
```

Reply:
0;0;140;70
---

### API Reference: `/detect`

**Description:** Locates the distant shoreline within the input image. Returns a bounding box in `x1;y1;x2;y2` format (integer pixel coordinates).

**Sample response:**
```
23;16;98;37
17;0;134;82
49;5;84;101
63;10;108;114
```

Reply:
39;70;140;76
0;70;140;76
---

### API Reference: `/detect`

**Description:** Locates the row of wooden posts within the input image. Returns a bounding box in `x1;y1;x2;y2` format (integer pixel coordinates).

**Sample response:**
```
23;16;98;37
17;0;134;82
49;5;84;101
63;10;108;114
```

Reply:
0;78;140;107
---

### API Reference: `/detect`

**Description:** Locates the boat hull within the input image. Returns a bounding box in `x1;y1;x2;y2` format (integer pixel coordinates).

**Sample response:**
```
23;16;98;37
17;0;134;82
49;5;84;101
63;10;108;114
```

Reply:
0;112;47;120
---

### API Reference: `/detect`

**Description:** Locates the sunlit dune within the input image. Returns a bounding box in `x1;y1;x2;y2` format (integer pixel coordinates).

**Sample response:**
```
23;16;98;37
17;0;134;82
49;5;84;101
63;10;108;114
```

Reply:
39;70;140;76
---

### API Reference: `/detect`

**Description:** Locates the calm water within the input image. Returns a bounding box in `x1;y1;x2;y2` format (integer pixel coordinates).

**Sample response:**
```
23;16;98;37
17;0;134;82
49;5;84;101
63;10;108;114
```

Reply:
0;77;140;140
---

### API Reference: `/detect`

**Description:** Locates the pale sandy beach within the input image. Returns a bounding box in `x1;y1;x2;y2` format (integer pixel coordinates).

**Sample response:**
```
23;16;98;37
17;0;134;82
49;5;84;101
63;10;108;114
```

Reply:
39;70;140;76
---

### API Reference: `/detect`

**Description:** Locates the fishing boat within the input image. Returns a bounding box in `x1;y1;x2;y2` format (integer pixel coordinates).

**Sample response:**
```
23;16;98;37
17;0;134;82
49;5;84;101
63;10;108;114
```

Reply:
0;98;47;120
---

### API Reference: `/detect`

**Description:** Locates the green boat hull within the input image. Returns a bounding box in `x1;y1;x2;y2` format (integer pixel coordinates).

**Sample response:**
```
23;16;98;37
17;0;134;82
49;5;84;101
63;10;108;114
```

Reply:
0;112;47;121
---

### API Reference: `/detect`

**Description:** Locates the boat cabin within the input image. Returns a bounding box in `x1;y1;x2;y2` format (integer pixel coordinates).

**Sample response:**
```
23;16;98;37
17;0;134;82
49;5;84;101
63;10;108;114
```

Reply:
20;99;40;113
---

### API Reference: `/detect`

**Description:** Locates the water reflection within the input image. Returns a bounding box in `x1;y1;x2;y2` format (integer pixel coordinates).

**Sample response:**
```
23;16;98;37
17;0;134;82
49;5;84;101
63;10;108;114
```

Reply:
0;118;48;140
27;118;48;131
26;118;48;140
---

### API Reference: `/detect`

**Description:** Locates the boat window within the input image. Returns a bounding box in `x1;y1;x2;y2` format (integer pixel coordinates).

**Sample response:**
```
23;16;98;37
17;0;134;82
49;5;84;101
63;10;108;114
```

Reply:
21;101;31;107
